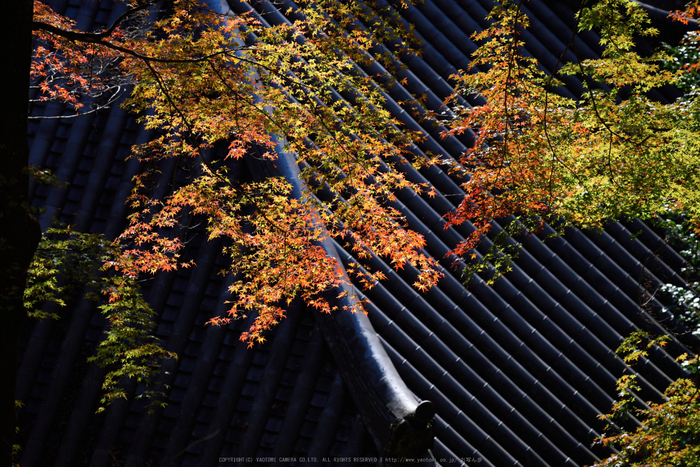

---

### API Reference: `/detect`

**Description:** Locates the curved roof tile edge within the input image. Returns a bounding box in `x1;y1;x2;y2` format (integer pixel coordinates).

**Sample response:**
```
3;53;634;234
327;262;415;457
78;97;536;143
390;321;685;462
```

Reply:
275;139;437;460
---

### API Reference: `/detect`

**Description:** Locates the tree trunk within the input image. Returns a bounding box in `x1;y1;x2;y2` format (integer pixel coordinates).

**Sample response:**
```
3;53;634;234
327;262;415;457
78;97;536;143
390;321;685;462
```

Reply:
0;1;42;466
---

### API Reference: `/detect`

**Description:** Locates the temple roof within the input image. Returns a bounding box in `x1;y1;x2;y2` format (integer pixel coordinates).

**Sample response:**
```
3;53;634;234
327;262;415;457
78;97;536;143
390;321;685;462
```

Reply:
19;0;695;466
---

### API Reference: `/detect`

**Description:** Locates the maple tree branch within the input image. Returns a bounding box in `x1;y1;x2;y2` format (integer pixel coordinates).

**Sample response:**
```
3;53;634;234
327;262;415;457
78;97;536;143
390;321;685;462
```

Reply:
33;0;162;42
32;21;235;65
100;0;163;37
137;56;291;239
570;44;621;138
543;16;584;198
220;51;361;167
29;84;126;120
137;57;220;180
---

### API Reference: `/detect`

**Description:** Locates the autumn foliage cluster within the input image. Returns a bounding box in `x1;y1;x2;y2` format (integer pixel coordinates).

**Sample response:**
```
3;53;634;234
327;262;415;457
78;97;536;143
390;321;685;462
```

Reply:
444;0;700;272
32;0;442;351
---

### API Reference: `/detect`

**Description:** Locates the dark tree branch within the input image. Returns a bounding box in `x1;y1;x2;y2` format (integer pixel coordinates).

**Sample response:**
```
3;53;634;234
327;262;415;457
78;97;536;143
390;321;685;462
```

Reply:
33;19;238;64
34;0;162;42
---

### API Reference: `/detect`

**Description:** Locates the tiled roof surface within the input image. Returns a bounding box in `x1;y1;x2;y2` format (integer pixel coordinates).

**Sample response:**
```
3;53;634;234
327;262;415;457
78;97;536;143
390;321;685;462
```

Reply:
20;0;696;466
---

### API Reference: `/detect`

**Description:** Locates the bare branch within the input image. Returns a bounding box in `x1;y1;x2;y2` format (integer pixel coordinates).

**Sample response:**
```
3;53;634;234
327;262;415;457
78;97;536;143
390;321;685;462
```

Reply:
29;85;126;120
